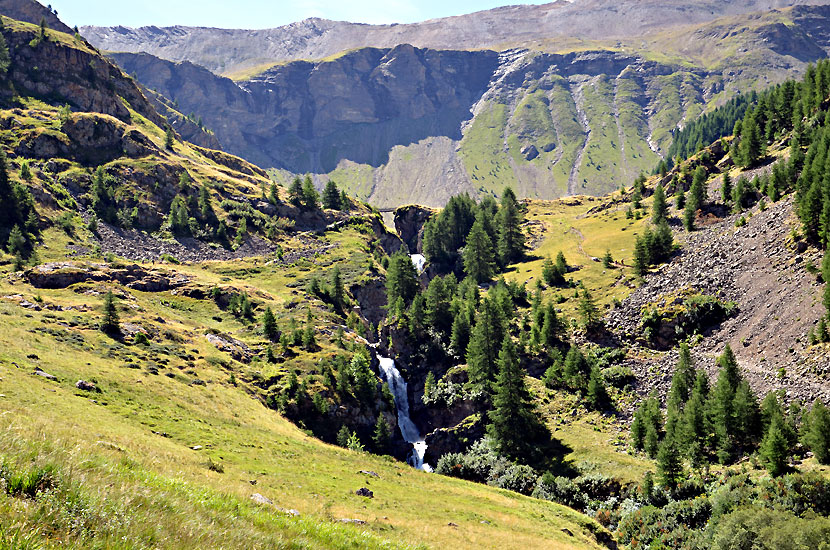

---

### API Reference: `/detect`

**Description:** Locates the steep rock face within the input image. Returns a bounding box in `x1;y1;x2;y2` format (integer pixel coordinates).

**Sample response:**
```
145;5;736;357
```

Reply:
111;46;499;173
103;6;830;207
393;205;434;253
4;24;165;129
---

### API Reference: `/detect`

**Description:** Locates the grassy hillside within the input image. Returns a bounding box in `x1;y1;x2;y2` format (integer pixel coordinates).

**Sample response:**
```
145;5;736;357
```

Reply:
0;15;612;550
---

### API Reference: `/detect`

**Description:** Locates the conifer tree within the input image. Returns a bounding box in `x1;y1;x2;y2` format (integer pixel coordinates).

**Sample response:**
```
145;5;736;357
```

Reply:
760;414;790;476
288;177;303;207
587;366;609;411
668;343;695;410
466;297;505;392
301;175;319;210
487;336;540;461
262;306;279;342
496;187;525;265
373;414;391;454
633;236;648;278
385;250;419;307
540;302;561;349
463;215;496;284
577;288;600;328
330;266;345;309
164;127;174;150
656;435;684;489
322;180;341;210
101;290;120;335
652;183;667;223
721;171;733;205
732;380;761;449
806;399;830;464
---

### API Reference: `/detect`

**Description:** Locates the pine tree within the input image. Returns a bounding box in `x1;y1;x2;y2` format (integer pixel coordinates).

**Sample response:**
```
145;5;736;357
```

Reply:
562;346;590;391
463;215;496;284
101;290;120;335
262;306;279;341
806;399;830;464
587;366;609;411
322;180;341;210
740;110;765;167
577;288;600;328
496;187;525;266
372;414;391;454
668;343;695;410
386;250;419;307
164;127;174;150
656;435;684;489
732;380;761;449
540;302;560;349
288;177;303;207
330;266;345;309
301;176;319;210
487;336;540;461
336;425;351;447
652;183;667;223
760;414;790;476
268;182;279;205
303;309;316;350
721;171;733;205
466;297;505;392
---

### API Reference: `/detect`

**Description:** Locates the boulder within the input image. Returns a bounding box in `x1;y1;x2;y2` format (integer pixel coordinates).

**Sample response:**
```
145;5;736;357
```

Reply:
355;487;374;498
521;144;539;160
75;380;99;392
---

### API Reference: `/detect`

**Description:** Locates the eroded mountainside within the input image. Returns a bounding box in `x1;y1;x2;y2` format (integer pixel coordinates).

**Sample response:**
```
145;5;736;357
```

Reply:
82;0;830;75
87;4;830;207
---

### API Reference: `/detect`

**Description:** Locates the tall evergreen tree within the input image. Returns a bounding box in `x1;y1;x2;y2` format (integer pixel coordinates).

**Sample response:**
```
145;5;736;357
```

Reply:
466;297;505;392
288;177;303;208
652;183;668;223
577;288;600;328
386;250;419;307
806;399;830;464
322;179;341;210
301;175;319;210
496;187;525;266
587;366;609;411
487;336;540;461
101;290;120;335
373;414;391;454
720;171;733;204
760;413;790;476
262;306;279;342
463;215;496;284
656;435;684;489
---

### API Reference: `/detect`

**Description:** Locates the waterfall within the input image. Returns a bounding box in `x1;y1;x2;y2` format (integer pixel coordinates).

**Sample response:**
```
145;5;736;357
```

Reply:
410;254;426;273
377;356;432;472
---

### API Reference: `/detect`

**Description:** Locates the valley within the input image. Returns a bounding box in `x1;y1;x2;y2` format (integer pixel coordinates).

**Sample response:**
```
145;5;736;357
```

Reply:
1;1;830;549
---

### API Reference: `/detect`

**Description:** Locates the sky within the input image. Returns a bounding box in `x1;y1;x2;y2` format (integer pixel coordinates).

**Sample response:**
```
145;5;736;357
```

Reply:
47;0;555;29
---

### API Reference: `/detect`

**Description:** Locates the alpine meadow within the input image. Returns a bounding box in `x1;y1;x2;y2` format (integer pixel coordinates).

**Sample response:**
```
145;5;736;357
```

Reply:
4;0;830;549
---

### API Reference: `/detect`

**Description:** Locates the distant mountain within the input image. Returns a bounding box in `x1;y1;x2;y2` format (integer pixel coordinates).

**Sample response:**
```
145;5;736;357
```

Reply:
82;0;829;77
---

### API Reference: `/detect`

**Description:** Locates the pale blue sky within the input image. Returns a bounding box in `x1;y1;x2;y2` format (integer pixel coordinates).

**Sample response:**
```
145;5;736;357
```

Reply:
48;0;553;29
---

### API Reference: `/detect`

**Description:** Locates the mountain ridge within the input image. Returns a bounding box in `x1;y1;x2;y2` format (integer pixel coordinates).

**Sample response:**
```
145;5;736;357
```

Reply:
81;0;830;77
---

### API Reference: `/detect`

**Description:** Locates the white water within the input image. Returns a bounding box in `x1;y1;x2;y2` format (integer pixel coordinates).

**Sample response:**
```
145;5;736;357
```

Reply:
410;254;426;273
377;356;432;472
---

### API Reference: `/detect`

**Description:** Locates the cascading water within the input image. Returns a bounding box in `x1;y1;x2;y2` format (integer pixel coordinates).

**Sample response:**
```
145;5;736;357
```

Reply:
410;254;426;273
377;356;432;472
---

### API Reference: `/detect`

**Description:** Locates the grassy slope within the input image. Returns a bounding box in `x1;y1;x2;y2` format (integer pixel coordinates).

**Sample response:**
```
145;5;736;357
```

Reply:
0;231;607;549
0;26;609;545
